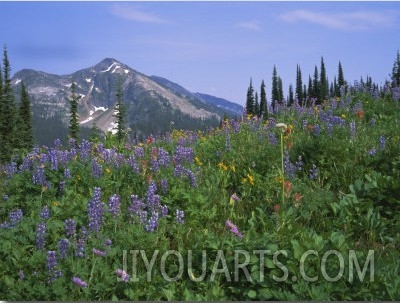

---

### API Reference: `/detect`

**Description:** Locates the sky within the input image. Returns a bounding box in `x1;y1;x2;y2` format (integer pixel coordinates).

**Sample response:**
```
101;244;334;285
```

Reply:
0;1;399;106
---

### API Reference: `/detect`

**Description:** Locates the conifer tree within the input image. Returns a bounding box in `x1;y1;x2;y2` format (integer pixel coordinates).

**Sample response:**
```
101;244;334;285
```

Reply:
391;50;400;87
17;82;33;150
254;91;259;117
278;76;283;104
307;75;313;102
319;57;328;103
288;84;294;106
295;64;303;106
68;81;80;140
338;61;346;96
114;80;126;143
259;80;268;119
271;65;279;112
246;78;255;115
0;46;17;163
312;65;320;103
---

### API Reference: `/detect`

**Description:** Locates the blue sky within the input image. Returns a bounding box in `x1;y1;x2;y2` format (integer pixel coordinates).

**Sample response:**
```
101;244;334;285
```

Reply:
1;1;399;105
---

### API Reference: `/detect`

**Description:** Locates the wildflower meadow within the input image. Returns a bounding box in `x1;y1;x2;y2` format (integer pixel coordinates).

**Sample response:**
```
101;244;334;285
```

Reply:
1;83;400;300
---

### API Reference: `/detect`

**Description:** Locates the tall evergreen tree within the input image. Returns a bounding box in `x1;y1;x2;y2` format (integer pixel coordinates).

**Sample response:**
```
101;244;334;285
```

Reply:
288;84;294;106
391;50;400;87
114;79;126;143
254;91;259;117
278;76;283;104
0;46;17;163
319;57;328;103
338;61;346;96
271;65;279;111
259;80;268;119
295;64;303;106
246;78;255;115
312;65;320;103
68;81;80;140
17;82;33;150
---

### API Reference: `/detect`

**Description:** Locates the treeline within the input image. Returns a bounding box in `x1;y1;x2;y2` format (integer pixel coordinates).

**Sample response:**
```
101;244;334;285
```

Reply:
246;52;400;117
0;46;33;164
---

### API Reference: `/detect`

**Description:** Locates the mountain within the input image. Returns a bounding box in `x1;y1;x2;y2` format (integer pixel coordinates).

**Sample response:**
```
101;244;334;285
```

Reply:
11;58;243;145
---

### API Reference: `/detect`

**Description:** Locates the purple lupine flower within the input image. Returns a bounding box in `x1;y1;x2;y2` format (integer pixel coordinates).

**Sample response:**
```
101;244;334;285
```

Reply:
40;206;50;221
309;164;319;180
129;195;144;215
87;187;104;232
108;194;121;219
91;158;103;178
65;219;76;237
93;248;106;257
160;205;168;218
5;162;18;179
160;179;168;194
379;135;386;150
3;194;9;201
137;210;148;225
284;150;296;180
185;168;197;188
158;148;171;167
326;123;333;137
48;148;58;171
134;146;145;158
32;167;46;186
146;181;160;211
368;147;377;156
0;221;9;229
64;168;71;179
47;251;62;282
116;269;130;282
103;238;112;247
295;155;304;172
145;211;159;232
226;220;243;239
127;154;140;173
175;209;185;224
74;237;85;258
9;209;23;227
173;145;194;164
150;157;159;173
58;238;69;259
36;222;46;250
268;132;277;145
72;276;87;287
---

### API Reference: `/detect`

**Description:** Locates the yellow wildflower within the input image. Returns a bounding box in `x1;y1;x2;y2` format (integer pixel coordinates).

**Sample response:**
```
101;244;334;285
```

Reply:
217;162;228;171
341;114;346;118
53;201;60;207
195;157;203;166
105;168;111;174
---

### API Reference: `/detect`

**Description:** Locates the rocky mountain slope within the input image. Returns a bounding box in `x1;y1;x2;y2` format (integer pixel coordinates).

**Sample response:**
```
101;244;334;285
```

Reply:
11;58;242;144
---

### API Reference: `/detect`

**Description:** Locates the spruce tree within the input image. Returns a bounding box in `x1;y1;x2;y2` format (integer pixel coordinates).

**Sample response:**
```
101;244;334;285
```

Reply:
391;50;400;87
288;84;294;107
295;64;303;106
259;80;268;119
68;81;80;140
114;80;126;143
271;65;279;112
0;46;17;163
278;76;283;105
254;91;259;117
319;57;328;103
312;65;320;103
246;78;255;115
338;61;346;96
17;82;33;151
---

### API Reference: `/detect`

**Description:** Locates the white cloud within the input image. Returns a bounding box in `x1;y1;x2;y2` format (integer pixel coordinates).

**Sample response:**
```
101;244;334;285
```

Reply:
236;20;262;31
280;9;397;31
110;4;171;24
